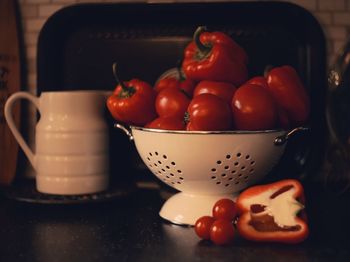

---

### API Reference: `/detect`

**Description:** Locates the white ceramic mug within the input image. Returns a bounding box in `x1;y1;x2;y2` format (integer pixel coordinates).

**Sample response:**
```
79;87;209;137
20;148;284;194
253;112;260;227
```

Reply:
4;90;110;195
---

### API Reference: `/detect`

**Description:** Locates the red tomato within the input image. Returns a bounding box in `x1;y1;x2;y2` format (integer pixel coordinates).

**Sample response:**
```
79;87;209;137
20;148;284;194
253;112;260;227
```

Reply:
187;93;233;131
210;219;235;245
193;80;237;103
179;78;196;97
246;76;269;89
266;66;310;125
146;116;185;130
194;216;215;240
156;87;190;119
154;77;179;93
212;199;237;221
231;83;278;130
107;79;157;126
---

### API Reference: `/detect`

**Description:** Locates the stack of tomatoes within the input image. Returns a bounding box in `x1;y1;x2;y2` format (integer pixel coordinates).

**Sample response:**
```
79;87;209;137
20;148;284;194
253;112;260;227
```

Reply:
107;26;310;131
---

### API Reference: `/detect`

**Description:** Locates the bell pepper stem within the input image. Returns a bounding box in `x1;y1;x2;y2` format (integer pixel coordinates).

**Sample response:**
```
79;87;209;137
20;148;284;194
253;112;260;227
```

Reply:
193;26;211;55
112;62;129;91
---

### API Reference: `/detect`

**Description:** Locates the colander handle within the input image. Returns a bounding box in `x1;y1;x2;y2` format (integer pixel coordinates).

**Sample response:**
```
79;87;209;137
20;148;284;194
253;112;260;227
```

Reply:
274;127;310;146
114;123;134;141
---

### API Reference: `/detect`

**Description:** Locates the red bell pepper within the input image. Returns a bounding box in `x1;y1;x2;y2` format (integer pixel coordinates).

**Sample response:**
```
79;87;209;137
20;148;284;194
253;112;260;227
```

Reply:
107;63;157;126
182;26;248;86
236;179;309;244
266;66;310;126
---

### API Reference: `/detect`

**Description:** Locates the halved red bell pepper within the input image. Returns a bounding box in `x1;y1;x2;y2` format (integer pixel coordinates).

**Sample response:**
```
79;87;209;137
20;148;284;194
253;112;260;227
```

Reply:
182;26;248;86
236;179;309;244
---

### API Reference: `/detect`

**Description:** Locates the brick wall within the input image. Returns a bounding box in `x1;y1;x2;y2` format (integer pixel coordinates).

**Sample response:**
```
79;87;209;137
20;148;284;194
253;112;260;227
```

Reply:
18;0;350;94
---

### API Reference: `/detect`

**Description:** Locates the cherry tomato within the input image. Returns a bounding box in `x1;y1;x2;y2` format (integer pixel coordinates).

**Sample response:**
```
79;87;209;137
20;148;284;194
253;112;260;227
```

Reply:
187;93;233;131
146;116;185;130
193;80;237;103
210;219;235;245
266;66;310;126
212;199;237;221
246;76;269;89
154;77;179;93
156;87;190;119
107;79;157;126
194;216;215;240
231;83;278;130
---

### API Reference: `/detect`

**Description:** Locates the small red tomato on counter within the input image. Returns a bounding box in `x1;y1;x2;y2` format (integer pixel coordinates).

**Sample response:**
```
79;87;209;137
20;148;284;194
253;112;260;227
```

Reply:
186;93;233;131
155;87;191;119
210;219;235;245
193;80;237;104
146;116;185;130
194;216;215;240
182;26;248;86
266;65;310;126
236;179;309;244
212;198;238;221
231;83;278;131
107;63;156;126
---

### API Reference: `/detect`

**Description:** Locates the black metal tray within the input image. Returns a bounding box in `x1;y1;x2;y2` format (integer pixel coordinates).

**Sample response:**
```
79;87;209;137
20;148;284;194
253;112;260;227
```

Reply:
17;1;326;203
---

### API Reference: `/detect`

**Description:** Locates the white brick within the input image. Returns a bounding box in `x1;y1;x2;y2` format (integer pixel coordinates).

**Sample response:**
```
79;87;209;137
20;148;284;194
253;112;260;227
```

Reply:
20;4;39;18
313;12;332;25
39;4;65;17
319;0;345;11
326;26;348;40
333;12;350;25
24;18;46;33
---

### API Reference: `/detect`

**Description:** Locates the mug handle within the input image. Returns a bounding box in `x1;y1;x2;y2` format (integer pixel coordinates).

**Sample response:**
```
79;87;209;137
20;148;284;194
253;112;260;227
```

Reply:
4;92;39;169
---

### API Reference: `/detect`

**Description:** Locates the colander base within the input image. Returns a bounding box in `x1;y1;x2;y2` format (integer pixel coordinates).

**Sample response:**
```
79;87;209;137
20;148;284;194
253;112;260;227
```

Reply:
159;192;237;226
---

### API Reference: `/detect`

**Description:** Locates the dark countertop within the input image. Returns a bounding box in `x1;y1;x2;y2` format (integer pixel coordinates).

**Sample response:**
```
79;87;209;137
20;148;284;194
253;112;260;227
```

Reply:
0;180;350;262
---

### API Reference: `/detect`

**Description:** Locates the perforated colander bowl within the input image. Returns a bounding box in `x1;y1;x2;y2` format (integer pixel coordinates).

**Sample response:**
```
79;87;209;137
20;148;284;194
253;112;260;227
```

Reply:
116;124;307;225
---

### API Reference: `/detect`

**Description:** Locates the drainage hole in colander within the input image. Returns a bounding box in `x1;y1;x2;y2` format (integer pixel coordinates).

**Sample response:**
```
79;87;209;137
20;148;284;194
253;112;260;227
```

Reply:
166;165;170;169
158;160;162;164
234;162;239;166
171;182;175;185
251;161;256;165
147;157;150;161
166;175;170;178
177;170;182;173
226;154;231;159
179;177;184;180
228;177;233;181
238;173;243;177
217;160;222;165
221;173;227;177
155;152;159;156
154;163;158;167
211;176;217;180
216;181;221;185
163;155;167;159
149;152;152;156
211;168;217;172
170;173;175;177
245;155;250;160
237;152;242;158
171;161;176;166
224;166;229;170
162;168;165;172
225;184;230;187
250;168;254;173
231;170;236;174
235;181;239;185
177;181;181;184
241;166;246;170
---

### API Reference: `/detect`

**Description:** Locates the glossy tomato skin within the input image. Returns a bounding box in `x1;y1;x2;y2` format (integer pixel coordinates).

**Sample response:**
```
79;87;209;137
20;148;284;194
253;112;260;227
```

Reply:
210;219;235;245
154;77;179;93
194;216;215;240
212;199;238;221
231;83;278;130
187;93;233;131
146;116;185;130
107;79;157;126
246;76;269;89
266;66;310;126
156;87;190;118
193;80;237;103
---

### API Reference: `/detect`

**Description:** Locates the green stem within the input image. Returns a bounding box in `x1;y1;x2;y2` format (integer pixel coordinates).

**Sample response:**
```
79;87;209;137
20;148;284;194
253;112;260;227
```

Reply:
112;62;128;91
193;26;211;55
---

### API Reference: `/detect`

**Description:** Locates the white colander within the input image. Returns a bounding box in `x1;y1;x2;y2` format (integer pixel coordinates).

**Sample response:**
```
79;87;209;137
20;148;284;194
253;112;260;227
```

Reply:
116;124;307;225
